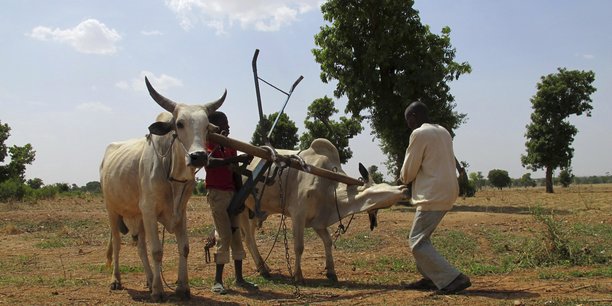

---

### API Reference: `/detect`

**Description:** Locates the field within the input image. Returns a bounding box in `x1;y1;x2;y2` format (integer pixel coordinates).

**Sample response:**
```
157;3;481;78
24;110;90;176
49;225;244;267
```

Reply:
0;184;610;305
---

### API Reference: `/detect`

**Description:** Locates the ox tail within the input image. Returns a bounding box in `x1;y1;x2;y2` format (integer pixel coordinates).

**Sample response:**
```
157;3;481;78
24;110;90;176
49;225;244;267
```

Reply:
105;233;113;267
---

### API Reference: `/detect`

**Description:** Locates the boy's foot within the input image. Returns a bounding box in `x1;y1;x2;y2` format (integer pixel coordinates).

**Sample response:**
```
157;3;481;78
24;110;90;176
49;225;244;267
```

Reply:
211;282;227;295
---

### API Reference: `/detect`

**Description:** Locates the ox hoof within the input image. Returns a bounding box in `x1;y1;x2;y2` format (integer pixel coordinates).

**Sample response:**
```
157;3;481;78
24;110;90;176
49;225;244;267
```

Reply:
175;287;191;301
326;273;338;283
110;281;123;290
150;292;165;303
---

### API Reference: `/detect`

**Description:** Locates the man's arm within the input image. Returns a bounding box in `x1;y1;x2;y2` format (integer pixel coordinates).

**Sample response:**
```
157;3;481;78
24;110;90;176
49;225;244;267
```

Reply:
400;132;424;185
207;154;252;168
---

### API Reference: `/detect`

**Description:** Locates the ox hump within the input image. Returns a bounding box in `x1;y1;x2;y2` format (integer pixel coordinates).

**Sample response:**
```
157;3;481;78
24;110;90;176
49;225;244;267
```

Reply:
307;138;341;166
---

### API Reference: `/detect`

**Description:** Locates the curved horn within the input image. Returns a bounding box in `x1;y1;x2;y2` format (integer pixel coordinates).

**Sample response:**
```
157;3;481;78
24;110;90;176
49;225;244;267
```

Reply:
145;76;177;113
204;89;227;113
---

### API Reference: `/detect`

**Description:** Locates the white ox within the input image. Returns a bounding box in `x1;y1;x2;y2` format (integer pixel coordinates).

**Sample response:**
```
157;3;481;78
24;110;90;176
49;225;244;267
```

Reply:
239;138;407;283
100;77;225;301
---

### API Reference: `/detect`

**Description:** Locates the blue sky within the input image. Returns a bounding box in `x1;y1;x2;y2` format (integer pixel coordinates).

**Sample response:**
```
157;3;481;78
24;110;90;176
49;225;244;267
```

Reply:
1;0;610;186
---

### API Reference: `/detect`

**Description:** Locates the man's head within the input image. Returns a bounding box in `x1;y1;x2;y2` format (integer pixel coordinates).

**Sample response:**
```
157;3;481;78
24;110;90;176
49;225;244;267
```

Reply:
404;101;429;130
208;111;229;135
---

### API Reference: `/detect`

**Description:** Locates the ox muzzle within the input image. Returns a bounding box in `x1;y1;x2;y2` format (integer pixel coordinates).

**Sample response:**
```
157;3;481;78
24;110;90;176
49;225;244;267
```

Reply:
189;151;209;168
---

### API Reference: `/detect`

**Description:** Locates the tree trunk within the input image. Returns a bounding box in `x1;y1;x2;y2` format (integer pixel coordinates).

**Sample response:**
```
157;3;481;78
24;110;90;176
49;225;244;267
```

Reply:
545;166;554;193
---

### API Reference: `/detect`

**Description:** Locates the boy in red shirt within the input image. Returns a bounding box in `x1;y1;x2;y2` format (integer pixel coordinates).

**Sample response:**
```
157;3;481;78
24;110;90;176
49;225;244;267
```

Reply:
205;111;257;294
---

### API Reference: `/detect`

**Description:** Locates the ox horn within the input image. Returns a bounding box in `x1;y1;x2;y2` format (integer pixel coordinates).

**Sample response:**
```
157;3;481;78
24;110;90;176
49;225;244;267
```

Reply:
145;76;177;113
204;89;227;113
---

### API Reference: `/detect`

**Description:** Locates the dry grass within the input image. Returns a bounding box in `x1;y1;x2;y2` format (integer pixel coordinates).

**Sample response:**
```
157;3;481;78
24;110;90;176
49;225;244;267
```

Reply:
0;184;610;305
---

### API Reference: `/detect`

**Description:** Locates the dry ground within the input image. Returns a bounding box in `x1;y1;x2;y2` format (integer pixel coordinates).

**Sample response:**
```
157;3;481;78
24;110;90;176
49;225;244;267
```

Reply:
0;184;610;305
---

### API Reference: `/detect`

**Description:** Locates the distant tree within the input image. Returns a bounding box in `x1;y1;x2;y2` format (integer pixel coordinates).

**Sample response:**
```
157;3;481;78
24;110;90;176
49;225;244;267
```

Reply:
488;169;511;190
84;181;101;193
0;121;36;183
299;96;363;163
557;169;574;188
519;173;537;188
469;171;486;190
54;183;70;193
367;165;384;184
313;0;471;177
521;68;596;193
27;178;44;189
251;112;299;150
193;179;206;195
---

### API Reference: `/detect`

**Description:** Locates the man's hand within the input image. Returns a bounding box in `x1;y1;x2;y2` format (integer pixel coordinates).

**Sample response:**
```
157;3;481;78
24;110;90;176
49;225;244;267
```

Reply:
236;154;253;165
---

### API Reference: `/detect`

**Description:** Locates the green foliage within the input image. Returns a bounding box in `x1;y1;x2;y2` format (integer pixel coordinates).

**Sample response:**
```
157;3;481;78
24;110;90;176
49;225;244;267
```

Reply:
251;112;299;149
313;0;471;176
193;179;207;195
26;178;44;189
518;173;537;187
299;96;363;163
468;171;486;190
529;206;610;266
521;68;596;193
0;121;36;183
0;178;28;202
557;168;574;187
83;181;101;193
487;169;511;190
367;165;384;184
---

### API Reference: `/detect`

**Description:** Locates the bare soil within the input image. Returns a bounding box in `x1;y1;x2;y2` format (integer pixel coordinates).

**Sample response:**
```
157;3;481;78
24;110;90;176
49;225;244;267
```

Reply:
0;185;610;305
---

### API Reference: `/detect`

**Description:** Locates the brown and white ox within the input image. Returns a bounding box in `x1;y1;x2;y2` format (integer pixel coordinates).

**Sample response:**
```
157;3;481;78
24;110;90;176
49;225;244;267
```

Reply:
100;77;225;301
239;138;407;283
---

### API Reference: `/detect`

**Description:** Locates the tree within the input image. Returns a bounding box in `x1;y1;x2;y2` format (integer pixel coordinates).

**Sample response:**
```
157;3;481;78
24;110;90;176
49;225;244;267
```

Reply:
313;0;471;176
487;169;511;190
521;68;596;193
557;169;574;188
299;96;363;163
27;178;44;189
0;121;36;183
468;171;486;191
367;165;384;184
251;112;299;149
84;181;102;193
519;173;537;188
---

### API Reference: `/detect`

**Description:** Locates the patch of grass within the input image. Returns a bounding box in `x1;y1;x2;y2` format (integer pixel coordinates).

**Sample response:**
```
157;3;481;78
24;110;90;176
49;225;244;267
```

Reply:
373;256;414;273
0;255;39;272
35;237;68;249
335;231;381;252
529;206;611;266
538;265;612;280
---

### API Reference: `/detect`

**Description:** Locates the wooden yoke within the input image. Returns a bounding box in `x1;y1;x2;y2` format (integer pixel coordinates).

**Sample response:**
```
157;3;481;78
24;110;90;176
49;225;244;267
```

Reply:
207;132;364;186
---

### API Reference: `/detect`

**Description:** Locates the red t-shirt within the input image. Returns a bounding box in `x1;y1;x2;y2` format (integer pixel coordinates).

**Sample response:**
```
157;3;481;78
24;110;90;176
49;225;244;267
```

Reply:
205;143;237;191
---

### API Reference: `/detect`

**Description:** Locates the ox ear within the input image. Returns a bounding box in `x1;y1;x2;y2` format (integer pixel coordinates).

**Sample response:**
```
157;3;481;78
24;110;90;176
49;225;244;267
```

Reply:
148;121;174;136
358;163;370;182
204;89;227;113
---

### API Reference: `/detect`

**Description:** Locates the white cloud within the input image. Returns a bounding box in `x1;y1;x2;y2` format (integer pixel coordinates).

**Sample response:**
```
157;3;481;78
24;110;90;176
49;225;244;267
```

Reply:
164;0;320;34
116;71;183;92
141;30;164;36
77;102;112;113
582;54;594;60
28;19;121;55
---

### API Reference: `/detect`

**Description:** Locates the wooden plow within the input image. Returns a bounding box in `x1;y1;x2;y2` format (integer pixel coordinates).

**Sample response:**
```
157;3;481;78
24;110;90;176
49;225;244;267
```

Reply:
220;50;364;215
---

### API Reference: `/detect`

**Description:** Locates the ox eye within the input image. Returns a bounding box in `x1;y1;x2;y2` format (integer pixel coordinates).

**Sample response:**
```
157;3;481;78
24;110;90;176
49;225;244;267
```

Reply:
176;121;184;129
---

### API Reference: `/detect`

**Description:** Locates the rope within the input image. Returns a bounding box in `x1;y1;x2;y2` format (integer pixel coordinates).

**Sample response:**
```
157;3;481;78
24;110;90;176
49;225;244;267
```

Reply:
330;166;355;246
